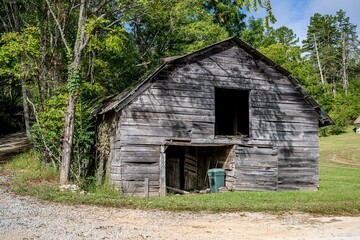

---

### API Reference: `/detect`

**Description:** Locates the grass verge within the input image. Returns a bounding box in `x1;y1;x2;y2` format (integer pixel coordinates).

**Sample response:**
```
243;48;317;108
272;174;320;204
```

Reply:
2;130;360;215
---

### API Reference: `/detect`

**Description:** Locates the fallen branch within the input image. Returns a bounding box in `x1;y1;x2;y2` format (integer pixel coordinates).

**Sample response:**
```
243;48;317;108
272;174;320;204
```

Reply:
166;186;189;195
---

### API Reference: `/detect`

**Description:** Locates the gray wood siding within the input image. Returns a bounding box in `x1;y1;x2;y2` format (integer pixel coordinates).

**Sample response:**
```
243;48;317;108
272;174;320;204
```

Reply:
110;41;319;195
233;146;278;191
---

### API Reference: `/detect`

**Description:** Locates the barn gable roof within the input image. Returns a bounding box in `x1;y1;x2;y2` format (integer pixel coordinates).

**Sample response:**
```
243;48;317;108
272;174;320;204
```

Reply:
93;36;333;127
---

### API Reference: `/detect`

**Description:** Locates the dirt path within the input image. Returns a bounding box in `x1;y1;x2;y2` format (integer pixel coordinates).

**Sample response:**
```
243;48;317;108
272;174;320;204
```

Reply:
0;132;28;164
1;134;360;239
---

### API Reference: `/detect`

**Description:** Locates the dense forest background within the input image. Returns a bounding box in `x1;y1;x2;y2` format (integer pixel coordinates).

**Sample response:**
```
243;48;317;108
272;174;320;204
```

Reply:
0;0;359;182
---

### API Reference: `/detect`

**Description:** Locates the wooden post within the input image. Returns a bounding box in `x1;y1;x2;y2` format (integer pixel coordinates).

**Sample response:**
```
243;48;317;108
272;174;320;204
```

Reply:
144;178;149;198
159;145;166;197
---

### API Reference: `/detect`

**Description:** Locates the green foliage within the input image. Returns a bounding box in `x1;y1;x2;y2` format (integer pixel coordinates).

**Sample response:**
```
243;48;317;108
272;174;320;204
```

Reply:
203;0;247;36
241;17;274;48
320;80;360;136
31;83;107;180
31;92;67;164
0;26;39;79
259;43;305;75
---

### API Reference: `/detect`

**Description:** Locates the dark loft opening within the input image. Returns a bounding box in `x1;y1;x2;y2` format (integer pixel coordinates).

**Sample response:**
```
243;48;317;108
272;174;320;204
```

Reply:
215;88;249;136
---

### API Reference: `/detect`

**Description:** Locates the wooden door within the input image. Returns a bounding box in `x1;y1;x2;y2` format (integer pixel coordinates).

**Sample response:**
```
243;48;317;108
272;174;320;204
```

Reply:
184;154;198;190
166;157;180;189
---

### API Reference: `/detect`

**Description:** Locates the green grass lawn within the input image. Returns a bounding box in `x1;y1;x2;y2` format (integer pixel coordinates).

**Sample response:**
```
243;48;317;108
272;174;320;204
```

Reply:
2;129;360;215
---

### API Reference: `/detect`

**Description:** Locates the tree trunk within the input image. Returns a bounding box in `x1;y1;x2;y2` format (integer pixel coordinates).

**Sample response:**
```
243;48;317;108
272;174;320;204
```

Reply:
341;34;348;95
313;34;325;84
59;0;87;184
21;77;32;143
60;93;77;184
12;0;32;142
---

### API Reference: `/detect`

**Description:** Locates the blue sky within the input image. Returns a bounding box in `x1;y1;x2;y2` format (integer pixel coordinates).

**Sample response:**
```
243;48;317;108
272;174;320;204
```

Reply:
248;0;360;43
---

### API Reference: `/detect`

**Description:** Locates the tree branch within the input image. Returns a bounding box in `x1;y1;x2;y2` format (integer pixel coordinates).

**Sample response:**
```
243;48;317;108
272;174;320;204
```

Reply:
45;0;71;54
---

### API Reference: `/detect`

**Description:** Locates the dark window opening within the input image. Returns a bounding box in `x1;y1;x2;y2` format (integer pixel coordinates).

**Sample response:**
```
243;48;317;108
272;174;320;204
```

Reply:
215;88;249;136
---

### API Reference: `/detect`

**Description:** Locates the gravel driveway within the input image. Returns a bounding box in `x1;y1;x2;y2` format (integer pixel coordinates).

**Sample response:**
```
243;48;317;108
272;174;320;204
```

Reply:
1;172;360;240
1;133;360;240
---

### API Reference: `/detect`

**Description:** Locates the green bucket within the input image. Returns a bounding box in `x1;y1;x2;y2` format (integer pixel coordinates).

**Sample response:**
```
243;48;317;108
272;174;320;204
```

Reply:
207;168;225;193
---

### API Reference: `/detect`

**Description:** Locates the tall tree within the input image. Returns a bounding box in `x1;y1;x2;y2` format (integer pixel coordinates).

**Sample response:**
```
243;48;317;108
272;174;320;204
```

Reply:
272;26;298;46
303;10;358;96
336;9;358;94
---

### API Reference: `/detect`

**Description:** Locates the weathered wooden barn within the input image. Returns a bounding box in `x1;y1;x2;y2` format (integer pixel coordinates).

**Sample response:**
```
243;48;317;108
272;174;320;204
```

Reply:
93;37;333;197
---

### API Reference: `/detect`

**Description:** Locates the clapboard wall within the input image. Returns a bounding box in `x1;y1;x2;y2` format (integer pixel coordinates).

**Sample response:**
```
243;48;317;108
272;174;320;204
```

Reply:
106;40;320;197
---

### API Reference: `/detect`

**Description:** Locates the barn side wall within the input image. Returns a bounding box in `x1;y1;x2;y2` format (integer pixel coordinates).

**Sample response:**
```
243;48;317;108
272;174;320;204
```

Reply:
108;41;320;196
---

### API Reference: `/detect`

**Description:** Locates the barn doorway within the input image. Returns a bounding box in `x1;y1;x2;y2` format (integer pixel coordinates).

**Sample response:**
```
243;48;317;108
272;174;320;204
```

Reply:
165;145;232;193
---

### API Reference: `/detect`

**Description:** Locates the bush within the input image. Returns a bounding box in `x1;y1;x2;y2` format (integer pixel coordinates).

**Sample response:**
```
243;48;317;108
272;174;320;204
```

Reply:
31;84;106;181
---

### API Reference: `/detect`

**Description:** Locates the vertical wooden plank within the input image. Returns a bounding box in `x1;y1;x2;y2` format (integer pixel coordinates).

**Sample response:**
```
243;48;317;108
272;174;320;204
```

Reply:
144;178;149;198
159;145;166;197
248;90;252;138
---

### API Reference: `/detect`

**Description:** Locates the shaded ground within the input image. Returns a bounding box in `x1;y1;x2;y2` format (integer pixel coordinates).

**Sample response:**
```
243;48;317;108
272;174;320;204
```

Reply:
0;132;28;164
1;133;360;239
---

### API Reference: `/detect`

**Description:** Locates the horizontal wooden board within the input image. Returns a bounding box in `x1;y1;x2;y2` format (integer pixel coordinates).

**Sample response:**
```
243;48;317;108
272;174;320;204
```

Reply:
278;162;317;168
120;125;188;137
252;108;317;118
232;185;277;191
278;147;318;154
251;94;304;104
121;156;159;164
120;118;194;128
121;173;159;181
278;185;318;191
146;88;214;99
251;102;314;111
235;147;277;155
234;173;278;181
134;95;214;110
122;110;215;123
128;103;214;116
121;164;159;173
251;120;318;132
251;130;318;142
121;145;160;153
118;136;189;145
251;114;317;125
